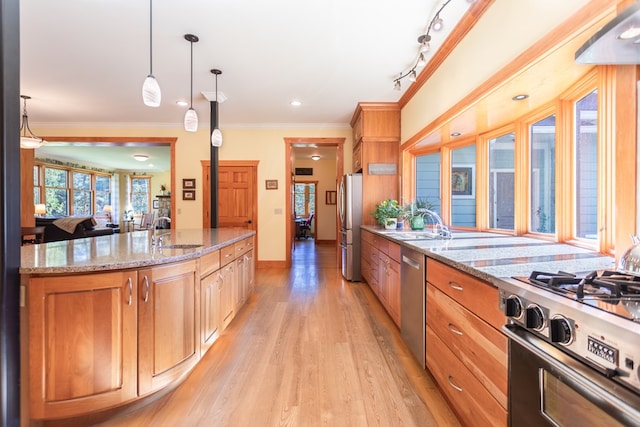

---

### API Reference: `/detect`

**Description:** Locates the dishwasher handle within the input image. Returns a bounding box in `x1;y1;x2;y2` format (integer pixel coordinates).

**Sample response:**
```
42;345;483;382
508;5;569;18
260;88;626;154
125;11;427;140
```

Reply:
402;254;421;270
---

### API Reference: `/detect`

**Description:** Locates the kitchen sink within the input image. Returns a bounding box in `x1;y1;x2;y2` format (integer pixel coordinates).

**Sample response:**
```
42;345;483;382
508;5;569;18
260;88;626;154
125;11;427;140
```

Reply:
161;243;203;249
382;231;440;240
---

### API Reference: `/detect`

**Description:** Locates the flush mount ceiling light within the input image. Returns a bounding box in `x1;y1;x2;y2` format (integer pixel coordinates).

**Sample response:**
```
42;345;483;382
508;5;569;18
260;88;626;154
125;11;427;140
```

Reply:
142;0;161;107
19;95;47;149
183;34;199;132
133;154;149;161
311;155;321;161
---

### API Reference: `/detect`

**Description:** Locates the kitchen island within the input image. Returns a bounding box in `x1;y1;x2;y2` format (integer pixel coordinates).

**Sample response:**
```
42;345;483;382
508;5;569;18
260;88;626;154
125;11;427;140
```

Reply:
361;226;619;427
20;228;255;421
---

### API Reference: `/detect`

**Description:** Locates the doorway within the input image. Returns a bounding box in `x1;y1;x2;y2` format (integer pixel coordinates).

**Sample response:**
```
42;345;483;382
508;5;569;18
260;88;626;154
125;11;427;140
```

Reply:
294;181;317;240
284;137;345;268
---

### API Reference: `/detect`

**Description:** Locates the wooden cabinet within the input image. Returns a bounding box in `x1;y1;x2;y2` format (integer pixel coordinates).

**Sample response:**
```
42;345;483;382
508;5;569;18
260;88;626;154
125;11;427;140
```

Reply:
138;260;200;396
200;250;221;354
24;235;256;420
350;102;401;226
360;230;401;327
28;271;138;419
425;258;507;427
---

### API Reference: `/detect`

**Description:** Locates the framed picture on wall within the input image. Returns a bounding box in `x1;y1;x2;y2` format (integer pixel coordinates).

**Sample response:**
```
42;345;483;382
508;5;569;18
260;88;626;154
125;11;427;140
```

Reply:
183;190;196;200
153;199;159;209
183;178;196;189
451;166;474;198
265;179;278;190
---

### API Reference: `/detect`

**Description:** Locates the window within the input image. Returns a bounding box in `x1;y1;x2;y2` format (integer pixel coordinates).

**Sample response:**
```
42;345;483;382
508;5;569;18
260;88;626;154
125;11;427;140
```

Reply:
416;152;441;215
72;171;92;216
33;165;41;204
451;145;476;228
574;90;598;241
530;114;556;234
488;132;515;230
95;176;111;213
44;167;69;216
130;176;151;214
294;182;315;217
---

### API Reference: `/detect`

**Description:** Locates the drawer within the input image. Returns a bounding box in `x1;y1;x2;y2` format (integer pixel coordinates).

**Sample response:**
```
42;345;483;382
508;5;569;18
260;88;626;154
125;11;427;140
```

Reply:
220;244;235;266
234;237;253;257
386;240;400;263
426;327;507;427
200;250;220;277
362;230;374;245
426;258;505;330
371;235;388;254
427;284;507;408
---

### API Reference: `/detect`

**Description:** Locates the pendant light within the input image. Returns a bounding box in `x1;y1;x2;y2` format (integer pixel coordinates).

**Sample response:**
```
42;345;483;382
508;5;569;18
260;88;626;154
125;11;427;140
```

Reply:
183;33;199;132
19;95;47;149
210;69;223;147
142;0;161;107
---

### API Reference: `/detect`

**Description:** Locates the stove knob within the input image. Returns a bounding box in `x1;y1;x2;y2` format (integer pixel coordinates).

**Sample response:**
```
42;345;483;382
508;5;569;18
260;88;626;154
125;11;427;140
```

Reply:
550;315;574;345
526;305;545;331
504;295;523;319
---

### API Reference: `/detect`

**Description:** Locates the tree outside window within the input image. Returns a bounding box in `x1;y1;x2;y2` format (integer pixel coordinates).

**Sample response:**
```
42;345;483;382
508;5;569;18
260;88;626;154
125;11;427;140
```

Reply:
131;176;150;214
44;167;68;216
73;172;92;216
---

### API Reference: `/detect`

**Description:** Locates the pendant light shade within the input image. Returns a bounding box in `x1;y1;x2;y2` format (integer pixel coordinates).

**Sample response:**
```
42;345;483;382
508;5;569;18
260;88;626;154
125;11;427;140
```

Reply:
142;0;161;107
19;95;47;149
184;108;198;132
184;33;199;132
142;75;161;107
210;69;223;146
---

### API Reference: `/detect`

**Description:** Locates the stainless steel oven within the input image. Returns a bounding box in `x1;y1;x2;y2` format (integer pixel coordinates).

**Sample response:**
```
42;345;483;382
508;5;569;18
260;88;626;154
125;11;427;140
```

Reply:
505;324;640;427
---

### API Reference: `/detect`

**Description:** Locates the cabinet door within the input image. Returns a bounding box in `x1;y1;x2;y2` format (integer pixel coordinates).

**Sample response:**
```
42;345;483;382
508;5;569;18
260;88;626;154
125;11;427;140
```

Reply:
28;271;138;419
386;258;401;327
235;256;245;311
245;249;255;294
220;262;236;330
138;260;200;396
201;271;221;354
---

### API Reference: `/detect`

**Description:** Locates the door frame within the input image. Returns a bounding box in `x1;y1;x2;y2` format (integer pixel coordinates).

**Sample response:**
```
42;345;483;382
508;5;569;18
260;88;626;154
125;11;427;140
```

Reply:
284;137;344;268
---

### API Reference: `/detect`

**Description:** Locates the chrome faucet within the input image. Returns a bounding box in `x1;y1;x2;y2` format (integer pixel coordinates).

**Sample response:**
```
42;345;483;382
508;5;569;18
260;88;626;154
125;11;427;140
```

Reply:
151;216;171;248
422;209;452;239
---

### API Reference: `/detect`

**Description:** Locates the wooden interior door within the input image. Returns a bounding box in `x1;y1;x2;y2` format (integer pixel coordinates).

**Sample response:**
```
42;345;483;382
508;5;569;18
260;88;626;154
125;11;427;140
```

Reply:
218;164;256;229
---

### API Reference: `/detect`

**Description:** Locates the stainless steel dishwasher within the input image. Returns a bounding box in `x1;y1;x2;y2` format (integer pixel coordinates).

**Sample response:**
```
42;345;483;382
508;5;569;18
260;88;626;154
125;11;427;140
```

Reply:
400;246;426;367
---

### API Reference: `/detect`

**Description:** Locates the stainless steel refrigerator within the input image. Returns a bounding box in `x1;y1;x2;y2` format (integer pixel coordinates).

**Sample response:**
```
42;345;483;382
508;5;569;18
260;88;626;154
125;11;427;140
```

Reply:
339;173;363;281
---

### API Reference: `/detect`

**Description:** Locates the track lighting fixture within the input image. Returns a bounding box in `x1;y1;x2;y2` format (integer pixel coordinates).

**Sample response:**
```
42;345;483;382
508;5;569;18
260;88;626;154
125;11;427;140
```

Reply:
19;95;47;149
184;34;199;132
393;0;475;90
142;0;161;107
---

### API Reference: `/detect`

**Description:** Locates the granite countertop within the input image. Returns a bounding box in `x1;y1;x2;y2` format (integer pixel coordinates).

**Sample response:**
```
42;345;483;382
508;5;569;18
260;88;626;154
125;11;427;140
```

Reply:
362;225;617;287
20;228;255;274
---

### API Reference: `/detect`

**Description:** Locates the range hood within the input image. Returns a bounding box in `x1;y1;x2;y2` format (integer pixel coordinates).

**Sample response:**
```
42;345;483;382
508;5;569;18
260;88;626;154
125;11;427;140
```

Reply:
575;2;640;64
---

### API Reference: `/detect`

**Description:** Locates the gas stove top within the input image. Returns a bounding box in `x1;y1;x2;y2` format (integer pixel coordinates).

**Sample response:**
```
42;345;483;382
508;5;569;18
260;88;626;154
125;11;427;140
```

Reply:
513;270;640;322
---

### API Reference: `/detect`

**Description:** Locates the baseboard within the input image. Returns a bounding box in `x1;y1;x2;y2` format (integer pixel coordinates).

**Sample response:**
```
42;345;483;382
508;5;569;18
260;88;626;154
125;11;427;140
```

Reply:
256;260;287;269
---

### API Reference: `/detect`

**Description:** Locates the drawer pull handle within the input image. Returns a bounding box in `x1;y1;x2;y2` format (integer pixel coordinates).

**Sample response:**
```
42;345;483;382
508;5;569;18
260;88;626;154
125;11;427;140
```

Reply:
225;253;232;258
447;375;463;392
127;277;133;306
143;275;150;303
447;323;463;335
448;281;464;291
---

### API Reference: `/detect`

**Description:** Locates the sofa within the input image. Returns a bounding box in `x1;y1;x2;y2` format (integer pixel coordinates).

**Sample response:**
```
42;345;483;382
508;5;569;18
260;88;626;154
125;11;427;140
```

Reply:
36;217;114;243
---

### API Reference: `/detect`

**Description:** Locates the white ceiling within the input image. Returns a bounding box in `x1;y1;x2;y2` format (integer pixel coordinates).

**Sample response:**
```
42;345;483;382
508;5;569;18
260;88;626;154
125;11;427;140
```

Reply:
20;0;474;128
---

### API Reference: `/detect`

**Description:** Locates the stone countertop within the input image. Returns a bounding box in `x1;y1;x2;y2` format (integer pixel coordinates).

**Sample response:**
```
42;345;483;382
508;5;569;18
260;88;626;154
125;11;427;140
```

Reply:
20;228;255;275
362;226;616;287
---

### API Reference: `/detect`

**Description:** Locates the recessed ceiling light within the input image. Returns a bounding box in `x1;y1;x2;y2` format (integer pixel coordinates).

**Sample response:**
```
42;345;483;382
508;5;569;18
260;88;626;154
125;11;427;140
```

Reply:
176;100;189;107
311;155;320;161
290;100;302;107
451;132;462;137
133;154;149;162
512;94;529;101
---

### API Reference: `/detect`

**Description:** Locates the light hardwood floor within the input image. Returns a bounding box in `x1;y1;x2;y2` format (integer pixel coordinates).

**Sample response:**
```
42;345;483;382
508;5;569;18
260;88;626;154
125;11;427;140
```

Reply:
44;240;459;427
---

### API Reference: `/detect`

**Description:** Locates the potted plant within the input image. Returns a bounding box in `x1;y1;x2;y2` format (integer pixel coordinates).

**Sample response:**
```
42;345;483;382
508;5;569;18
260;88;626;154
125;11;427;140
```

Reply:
404;198;435;230
373;199;403;229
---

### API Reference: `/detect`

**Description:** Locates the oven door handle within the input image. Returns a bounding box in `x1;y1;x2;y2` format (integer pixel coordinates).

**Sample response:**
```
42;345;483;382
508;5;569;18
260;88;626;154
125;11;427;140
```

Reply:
503;324;640;425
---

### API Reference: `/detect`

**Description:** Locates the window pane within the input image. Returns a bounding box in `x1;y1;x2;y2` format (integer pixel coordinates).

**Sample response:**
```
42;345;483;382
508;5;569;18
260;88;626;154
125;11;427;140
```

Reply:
575;90;598;240
44;168;67;187
451;145;476;228
416;152;441;215
74;191;92;216
131;177;150;213
96;176;111;213
46;188;68;216
73;172;91;190
489;132;515;230
530;115;556;234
